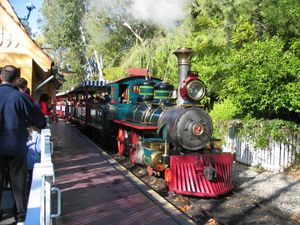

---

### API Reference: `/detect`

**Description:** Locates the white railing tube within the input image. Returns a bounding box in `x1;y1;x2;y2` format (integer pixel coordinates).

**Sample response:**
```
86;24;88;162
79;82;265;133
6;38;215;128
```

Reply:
51;187;61;218
41;129;52;163
43;176;52;225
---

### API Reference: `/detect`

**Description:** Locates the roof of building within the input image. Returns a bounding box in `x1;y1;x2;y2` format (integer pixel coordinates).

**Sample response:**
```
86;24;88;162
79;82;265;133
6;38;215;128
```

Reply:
0;0;52;71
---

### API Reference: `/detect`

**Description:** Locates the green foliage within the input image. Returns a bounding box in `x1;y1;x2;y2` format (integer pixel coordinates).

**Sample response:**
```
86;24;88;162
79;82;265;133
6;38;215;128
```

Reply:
42;0;84;49
259;0;300;40
253;164;266;174
187;12;227;57
290;38;300;58
289;153;300;171
212;36;300;121
238;118;300;148
103;67;125;81
117;23;190;85
231;16;256;47
190;1;300;150
82;3;163;77
209;98;242;137
42;0;86;88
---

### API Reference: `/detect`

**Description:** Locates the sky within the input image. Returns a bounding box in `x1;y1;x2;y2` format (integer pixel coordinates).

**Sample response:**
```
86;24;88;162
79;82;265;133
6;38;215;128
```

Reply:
9;0;44;34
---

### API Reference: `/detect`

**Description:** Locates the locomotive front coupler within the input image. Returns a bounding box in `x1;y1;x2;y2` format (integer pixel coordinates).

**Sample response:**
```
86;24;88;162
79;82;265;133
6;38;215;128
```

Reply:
203;166;217;181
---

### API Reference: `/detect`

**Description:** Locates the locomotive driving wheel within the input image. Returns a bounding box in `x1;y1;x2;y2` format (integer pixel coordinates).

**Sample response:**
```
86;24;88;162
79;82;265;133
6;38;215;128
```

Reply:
129;132;139;164
147;166;153;176
117;128;125;155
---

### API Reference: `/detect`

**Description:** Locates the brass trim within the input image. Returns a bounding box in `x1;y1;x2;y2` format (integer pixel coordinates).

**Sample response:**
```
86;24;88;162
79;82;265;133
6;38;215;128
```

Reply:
173;48;193;65
186;79;206;101
177;104;204;107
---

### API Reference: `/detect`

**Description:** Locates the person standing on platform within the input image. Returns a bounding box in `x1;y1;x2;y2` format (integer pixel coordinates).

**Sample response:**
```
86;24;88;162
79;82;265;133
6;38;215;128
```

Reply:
16;77;36;104
16;77;28;93
26;126;41;195
0;65;47;224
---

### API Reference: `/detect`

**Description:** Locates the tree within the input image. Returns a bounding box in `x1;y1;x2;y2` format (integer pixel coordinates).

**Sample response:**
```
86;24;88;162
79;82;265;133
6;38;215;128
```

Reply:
41;0;86;88
221;36;300;122
82;2;163;76
259;0;300;42
186;0;300;124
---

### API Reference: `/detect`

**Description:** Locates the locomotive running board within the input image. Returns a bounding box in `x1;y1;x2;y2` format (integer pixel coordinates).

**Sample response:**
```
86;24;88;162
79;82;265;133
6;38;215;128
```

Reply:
112;120;158;130
168;154;234;197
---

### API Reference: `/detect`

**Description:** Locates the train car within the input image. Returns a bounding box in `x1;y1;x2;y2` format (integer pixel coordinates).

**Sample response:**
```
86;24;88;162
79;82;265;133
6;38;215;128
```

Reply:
57;48;234;197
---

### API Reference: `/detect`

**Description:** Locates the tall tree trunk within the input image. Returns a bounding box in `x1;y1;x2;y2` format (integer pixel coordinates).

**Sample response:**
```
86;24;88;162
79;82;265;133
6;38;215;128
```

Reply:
94;49;104;80
122;19;144;44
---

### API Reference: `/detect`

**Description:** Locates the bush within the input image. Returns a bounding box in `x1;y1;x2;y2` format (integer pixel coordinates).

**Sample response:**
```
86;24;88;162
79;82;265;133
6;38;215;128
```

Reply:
209;98;242;138
103;67;125;81
238;118;300;148
223;36;300;121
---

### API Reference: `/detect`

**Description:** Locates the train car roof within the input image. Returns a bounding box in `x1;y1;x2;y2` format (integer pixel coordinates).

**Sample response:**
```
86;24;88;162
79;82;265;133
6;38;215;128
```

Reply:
56;69;161;97
106;68;161;85
56;80;107;96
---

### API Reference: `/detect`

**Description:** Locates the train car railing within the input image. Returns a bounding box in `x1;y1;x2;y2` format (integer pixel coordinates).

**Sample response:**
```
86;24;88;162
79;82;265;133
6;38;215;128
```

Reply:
25;128;61;225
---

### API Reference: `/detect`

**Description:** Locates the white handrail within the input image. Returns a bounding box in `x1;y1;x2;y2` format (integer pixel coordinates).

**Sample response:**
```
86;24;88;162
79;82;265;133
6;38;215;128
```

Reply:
51;187;61;218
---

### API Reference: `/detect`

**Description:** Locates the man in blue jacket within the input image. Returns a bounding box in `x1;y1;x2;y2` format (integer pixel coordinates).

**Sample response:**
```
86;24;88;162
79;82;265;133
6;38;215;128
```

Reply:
0;65;47;224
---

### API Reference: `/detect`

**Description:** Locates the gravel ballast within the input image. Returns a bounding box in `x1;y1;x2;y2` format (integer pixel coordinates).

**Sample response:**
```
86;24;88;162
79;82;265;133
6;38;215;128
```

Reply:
233;162;300;219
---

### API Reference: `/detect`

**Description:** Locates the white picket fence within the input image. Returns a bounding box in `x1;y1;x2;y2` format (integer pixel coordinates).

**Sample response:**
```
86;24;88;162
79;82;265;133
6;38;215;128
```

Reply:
223;135;300;173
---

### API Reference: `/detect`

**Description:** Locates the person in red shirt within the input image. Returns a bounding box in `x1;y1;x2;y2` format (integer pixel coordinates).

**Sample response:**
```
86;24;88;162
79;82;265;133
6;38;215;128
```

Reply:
39;93;52;116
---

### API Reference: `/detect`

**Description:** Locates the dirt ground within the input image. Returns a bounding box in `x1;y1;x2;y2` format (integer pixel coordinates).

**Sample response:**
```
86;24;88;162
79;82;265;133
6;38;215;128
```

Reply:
286;167;300;179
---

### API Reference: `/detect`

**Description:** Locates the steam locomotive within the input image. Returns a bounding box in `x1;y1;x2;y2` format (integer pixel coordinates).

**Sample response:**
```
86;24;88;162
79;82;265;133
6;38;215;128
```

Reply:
56;48;234;197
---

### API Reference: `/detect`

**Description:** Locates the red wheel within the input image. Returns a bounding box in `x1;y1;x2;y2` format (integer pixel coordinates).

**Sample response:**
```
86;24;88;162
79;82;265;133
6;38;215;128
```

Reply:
129;132;139;164
117;128;125;155
164;168;172;185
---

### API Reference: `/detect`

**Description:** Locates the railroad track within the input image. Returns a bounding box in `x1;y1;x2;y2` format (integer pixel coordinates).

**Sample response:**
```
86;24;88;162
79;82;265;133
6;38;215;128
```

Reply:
115;157;300;225
85;129;300;225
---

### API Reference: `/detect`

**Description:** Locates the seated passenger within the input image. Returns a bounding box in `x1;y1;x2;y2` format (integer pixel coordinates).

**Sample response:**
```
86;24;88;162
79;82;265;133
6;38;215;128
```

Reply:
119;96;127;103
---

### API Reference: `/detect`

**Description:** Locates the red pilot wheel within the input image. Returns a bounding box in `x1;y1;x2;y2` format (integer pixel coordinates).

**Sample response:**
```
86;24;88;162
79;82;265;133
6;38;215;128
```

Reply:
164;168;172;185
117;128;125;155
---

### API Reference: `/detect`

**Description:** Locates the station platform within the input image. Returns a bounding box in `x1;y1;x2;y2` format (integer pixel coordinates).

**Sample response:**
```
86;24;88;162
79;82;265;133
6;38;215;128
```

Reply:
51;122;195;225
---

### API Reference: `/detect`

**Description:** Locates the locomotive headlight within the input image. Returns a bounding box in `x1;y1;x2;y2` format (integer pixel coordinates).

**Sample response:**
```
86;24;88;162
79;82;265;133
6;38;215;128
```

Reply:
186;79;206;101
